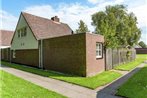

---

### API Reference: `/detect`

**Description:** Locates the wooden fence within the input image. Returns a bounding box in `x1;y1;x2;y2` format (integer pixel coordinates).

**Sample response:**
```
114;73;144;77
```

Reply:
105;48;136;70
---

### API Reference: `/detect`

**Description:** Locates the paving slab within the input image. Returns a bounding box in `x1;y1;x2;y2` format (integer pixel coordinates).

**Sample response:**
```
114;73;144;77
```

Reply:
1;65;96;98
96;63;145;98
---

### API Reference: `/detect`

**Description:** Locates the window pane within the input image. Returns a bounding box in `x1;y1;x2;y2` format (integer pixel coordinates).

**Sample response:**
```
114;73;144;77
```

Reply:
24;27;27;36
99;44;100;49
18;30;20;37
100;44;102;50
96;51;99;56
21;29;24;37
96;43;103;58
96;44;98;49
99;50;101;55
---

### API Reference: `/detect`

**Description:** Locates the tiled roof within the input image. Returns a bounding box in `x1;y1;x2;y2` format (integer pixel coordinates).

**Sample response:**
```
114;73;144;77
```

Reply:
0;30;14;46
22;12;73;40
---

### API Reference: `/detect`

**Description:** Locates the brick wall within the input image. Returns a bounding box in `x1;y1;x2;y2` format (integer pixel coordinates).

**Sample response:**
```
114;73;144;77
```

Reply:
43;33;105;76
6;33;105;77
1;48;11;62
43;33;86;76
86;33;105;76
11;49;39;67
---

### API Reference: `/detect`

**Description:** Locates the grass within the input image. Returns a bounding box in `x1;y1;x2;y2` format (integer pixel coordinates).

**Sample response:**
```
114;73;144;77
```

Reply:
116;65;147;98
0;70;66;98
1;61;121;89
114;54;147;71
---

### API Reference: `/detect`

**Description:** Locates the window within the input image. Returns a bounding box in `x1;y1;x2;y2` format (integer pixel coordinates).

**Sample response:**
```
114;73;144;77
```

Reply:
13;50;16;58
96;43;103;58
24;27;27;36
17;27;27;38
18;30;20;37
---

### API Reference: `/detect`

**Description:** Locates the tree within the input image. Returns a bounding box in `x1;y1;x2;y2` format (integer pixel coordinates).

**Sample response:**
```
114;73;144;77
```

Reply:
138;41;147;48
92;5;141;48
76;20;89;33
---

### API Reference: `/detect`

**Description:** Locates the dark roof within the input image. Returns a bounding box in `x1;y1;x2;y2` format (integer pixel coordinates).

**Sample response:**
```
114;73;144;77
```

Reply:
0;30;14;46
22;12;73;40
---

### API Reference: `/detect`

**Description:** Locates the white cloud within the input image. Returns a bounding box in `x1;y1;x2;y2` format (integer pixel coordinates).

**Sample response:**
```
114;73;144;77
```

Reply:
88;0;98;4
88;0;124;5
24;3;98;31
23;1;125;32
139;26;147;44
128;4;147;44
129;4;147;28
88;0;105;4
23;2;147;44
0;10;18;30
141;33;147;44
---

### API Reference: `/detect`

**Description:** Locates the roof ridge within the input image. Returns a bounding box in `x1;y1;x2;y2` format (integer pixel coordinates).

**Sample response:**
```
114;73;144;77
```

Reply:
20;11;72;40
0;29;14;32
22;12;67;25
22;12;51;21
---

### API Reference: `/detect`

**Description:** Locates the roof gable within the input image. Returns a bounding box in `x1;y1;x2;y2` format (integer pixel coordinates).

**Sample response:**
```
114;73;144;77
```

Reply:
22;12;73;40
0;30;14;46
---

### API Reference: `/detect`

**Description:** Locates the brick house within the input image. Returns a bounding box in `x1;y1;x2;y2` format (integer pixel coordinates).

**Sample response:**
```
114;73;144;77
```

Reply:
0;30;14;61
3;12;105;76
0;30;14;48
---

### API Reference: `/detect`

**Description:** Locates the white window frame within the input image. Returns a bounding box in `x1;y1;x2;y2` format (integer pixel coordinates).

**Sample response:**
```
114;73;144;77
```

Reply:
18;27;27;38
96;43;103;58
24;27;27;36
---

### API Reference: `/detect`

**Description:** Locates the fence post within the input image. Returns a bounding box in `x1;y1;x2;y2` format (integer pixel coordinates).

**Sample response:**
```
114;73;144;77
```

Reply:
105;48;136;70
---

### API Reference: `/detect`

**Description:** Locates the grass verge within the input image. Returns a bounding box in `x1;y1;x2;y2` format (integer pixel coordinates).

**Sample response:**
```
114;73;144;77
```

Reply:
116;65;147;98
1;61;121;89
0;70;66;98
114;54;147;71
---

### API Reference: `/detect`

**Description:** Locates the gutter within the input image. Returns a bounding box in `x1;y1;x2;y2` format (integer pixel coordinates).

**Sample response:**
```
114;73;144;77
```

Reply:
39;39;43;68
41;39;43;68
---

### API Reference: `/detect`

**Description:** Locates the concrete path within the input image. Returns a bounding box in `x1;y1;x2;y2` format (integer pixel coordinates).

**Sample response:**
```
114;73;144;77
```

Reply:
1;65;96;98
96;63;145;98
144;60;147;64
1;62;146;98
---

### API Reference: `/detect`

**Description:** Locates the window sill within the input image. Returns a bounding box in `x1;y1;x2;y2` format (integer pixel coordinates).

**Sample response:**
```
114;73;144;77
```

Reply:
96;56;103;59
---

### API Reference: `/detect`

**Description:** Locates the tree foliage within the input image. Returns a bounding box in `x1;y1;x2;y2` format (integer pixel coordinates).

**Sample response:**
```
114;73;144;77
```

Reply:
138;41;147;48
92;5;141;48
76;20;89;33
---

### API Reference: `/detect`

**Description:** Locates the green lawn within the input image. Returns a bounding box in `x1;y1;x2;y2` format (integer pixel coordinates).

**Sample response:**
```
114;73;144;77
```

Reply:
0;70;66;98
116;65;147;98
114;54;147;71
1;61;121;89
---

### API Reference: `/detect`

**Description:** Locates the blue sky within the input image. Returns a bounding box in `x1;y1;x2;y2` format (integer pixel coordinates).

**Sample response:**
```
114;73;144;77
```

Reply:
1;0;147;44
2;0;87;16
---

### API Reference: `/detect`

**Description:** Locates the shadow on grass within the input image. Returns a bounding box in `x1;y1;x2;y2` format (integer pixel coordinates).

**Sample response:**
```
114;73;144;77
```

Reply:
1;61;122;90
96;66;143;98
1;62;79;78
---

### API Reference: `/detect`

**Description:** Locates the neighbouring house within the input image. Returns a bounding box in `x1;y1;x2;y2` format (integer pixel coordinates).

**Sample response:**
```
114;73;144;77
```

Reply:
0;30;14;61
135;48;147;54
0;30;14;48
2;12;105;76
134;45;147;54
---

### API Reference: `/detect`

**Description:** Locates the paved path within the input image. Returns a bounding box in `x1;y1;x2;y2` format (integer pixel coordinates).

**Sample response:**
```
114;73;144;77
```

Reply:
96;63;145;98
1;62;146;98
1;65;96;98
144;60;147;64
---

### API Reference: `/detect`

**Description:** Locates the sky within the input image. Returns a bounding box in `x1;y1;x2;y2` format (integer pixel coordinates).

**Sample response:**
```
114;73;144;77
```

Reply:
0;0;147;44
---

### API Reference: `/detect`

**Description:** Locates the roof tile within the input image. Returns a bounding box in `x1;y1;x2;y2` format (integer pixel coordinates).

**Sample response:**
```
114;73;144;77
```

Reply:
22;12;73;40
0;30;14;46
